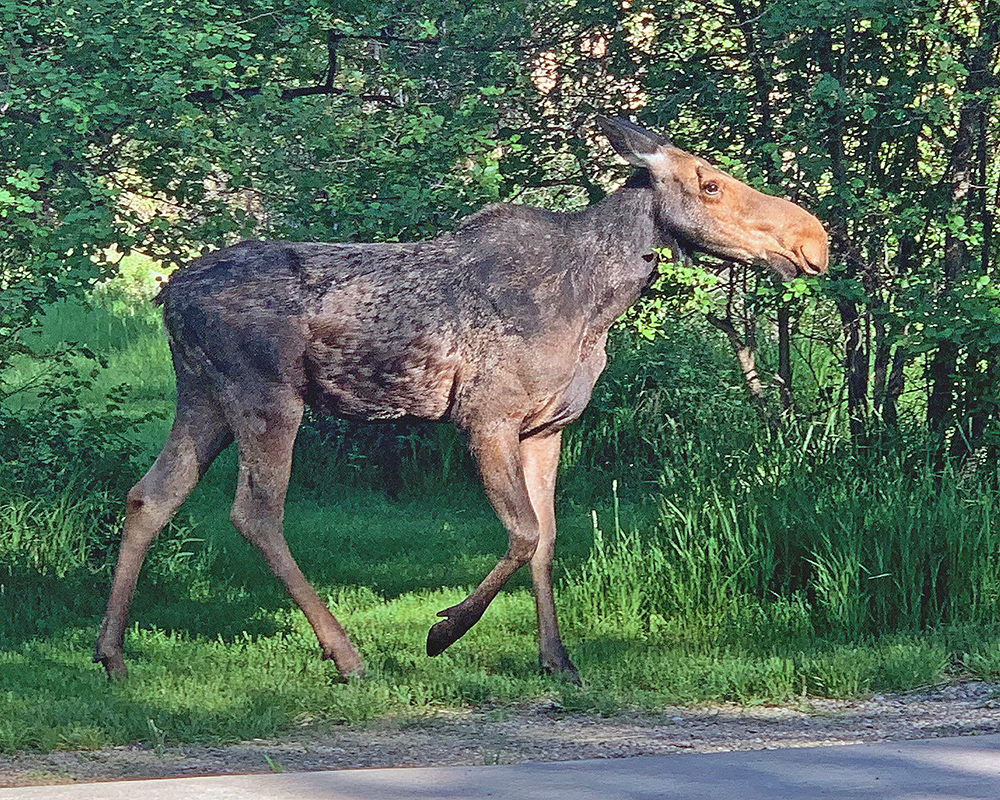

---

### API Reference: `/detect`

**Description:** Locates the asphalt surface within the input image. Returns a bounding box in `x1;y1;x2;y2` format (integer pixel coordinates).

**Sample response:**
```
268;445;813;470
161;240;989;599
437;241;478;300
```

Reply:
2;734;999;799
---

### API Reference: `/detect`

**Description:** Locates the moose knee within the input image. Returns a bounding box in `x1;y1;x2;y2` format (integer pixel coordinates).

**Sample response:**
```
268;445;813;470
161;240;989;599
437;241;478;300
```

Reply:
229;499;282;542
125;483;155;516
229;502;253;535
507;525;540;564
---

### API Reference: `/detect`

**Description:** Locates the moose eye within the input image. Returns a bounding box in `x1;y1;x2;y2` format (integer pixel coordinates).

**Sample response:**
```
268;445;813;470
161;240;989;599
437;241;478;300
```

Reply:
702;180;721;195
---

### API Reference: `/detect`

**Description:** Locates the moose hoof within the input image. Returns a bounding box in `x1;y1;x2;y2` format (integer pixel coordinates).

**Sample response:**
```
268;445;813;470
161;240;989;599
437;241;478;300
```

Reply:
321;648;366;681
93;649;128;682
426;603;480;657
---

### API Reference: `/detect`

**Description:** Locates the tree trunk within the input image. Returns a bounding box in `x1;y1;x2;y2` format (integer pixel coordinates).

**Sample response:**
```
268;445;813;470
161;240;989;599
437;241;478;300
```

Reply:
878;235;915;429
777;305;793;412
816;25;871;442
881;348;907;429
732;0;775;152
977;103;992;275
927;15;999;441
871;313;890;420
837;298;868;443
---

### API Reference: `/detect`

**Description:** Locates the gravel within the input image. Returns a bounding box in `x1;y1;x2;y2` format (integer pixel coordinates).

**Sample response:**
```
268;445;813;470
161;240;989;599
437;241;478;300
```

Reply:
3;680;999;788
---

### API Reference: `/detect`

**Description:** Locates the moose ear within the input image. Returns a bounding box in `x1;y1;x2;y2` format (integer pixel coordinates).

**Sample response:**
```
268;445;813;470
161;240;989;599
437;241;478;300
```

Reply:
596;116;670;168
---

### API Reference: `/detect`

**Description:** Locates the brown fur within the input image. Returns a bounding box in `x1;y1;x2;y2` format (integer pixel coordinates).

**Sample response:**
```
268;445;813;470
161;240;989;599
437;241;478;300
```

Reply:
95;118;828;682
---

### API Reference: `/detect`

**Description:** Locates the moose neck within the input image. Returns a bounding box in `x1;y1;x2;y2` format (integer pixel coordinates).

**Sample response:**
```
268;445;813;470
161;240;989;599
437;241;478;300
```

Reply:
567;180;672;335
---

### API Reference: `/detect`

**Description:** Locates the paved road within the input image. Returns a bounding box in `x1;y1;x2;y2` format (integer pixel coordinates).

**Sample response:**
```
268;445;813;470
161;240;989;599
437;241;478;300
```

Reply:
2;734;999;799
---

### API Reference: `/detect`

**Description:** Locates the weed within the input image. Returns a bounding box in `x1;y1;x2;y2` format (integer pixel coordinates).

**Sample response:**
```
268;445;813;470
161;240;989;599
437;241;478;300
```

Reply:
963;640;1000;679
146;719;167;757
263;753;284;773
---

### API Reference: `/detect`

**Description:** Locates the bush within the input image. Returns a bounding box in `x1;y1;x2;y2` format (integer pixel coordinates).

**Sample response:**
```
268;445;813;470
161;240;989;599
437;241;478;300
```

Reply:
0;350;161;574
562;441;1000;642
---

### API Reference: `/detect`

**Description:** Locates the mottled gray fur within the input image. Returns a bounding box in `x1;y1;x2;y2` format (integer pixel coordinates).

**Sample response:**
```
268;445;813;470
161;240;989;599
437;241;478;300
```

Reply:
160;187;670;436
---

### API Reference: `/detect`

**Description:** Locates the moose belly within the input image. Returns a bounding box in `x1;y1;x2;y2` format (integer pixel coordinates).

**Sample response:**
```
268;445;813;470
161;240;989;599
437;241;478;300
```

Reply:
304;337;458;422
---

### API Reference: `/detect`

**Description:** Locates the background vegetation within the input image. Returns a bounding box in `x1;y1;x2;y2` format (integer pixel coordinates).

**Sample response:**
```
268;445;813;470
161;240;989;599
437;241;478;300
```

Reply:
2;0;999;754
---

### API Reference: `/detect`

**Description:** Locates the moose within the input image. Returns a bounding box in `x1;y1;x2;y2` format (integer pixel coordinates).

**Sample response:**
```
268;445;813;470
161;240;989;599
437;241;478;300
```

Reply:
95;117;828;683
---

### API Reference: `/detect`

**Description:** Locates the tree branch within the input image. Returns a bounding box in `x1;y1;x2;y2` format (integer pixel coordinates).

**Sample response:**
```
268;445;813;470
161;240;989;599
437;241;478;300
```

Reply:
706;312;776;426
185;84;398;106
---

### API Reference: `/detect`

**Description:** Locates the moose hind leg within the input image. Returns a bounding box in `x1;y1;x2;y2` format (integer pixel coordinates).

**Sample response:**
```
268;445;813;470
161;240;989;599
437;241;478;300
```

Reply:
95;402;232;679
228;395;364;679
427;424;540;656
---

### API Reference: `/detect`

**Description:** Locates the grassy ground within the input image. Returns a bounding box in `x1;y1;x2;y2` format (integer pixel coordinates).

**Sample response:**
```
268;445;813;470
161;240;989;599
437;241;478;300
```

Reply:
3;257;1000;754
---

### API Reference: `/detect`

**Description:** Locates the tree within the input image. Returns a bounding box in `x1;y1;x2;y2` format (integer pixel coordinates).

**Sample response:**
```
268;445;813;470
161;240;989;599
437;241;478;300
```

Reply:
629;0;999;449
1;0;526;382
3;0;998;458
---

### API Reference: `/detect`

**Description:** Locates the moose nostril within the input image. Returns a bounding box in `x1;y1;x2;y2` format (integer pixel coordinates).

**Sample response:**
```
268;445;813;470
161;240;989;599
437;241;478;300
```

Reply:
801;234;830;275
807;246;829;274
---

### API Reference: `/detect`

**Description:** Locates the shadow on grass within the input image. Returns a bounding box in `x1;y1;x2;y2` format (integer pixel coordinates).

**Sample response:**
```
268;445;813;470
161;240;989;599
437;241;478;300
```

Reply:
183;485;597;604
1;489;547;652
0;654;315;751
0;477;607;755
0;563;284;653
0;587;554;753
0;567;106;650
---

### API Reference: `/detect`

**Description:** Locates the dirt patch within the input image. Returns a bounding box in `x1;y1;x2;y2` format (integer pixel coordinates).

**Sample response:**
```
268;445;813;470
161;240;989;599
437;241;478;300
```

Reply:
3;681;999;787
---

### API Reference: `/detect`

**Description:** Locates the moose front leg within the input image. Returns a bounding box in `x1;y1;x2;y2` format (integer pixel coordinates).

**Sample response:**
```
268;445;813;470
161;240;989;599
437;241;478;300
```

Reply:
426;424;540;657
521;430;579;682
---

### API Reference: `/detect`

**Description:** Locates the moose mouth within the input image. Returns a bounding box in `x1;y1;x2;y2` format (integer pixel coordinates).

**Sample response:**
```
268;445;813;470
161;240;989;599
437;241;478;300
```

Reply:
763;252;803;281
673;246;822;283
764;250;828;280
671;234;813;283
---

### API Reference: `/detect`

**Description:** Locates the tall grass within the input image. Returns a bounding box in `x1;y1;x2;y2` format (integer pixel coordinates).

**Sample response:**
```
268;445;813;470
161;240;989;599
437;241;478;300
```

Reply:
562;440;1000;643
4;253;174;418
0;494;112;577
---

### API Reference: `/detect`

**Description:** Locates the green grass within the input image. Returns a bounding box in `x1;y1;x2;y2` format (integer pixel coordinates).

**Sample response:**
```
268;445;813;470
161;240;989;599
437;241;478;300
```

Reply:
3;471;1000;754
3;254;174;421
4;255;1000;754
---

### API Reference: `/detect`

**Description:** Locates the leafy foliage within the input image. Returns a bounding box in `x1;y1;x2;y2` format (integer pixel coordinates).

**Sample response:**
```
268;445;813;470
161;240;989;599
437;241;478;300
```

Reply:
0;0;527;381
5;0;997;448
631;0;999;447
